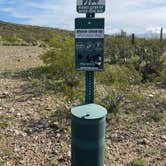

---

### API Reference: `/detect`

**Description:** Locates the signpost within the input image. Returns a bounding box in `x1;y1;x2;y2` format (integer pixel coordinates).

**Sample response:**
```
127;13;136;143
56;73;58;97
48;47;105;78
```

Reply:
71;0;107;165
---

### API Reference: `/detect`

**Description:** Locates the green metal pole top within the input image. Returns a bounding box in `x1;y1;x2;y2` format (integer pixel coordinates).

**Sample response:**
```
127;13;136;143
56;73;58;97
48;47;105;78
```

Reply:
71;104;107;120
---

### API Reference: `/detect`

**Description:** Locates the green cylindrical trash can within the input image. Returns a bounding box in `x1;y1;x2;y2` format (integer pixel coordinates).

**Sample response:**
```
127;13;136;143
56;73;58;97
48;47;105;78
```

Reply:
71;104;107;166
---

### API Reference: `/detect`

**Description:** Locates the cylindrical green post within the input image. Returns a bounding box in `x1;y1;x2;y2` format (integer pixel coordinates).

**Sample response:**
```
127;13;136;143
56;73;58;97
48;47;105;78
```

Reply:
71;104;107;166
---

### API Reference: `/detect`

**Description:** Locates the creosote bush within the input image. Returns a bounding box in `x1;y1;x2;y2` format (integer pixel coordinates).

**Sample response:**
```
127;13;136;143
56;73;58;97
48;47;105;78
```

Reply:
127;158;146;166
101;89;124;116
160;69;166;86
97;64;142;89
40;36;83;100
51;106;70;129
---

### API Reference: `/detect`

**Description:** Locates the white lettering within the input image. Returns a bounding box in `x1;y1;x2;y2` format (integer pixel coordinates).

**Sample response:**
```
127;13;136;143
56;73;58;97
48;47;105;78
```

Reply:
75;29;104;38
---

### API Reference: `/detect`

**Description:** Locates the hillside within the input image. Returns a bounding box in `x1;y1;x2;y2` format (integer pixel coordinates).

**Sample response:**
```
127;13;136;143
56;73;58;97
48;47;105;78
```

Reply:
0;20;73;45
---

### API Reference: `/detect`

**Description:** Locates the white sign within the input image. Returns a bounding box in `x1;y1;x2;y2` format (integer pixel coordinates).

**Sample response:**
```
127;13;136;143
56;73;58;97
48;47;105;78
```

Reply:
75;29;104;38
77;0;105;13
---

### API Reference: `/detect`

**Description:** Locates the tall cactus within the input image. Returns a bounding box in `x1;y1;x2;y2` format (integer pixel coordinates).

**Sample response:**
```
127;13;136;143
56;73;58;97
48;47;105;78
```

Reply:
160;27;163;42
131;33;135;45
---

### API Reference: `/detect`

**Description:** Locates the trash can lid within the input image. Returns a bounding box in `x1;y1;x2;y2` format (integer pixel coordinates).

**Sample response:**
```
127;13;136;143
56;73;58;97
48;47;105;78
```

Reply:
71;104;107;120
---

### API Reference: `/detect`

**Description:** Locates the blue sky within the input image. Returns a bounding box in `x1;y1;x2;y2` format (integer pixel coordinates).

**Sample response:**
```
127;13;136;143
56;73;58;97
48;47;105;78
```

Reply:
0;0;166;34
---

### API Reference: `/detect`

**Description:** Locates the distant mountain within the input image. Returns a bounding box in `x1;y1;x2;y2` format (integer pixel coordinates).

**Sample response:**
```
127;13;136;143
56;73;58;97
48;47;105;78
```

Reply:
137;32;166;39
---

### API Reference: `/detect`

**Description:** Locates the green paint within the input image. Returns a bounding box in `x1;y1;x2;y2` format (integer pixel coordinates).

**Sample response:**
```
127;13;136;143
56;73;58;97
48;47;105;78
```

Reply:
75;18;104;71
71;104;107;166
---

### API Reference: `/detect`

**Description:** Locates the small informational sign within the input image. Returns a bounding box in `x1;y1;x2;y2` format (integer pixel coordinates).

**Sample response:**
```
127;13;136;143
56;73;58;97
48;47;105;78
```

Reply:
75;18;104;71
77;0;105;13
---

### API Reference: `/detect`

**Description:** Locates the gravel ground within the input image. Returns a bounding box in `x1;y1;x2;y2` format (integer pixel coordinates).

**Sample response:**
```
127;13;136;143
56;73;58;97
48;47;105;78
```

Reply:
0;46;166;166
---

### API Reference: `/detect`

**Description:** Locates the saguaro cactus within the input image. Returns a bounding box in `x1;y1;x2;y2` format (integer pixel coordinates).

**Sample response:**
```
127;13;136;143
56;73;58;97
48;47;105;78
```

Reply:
160;28;163;42
132;33;135;45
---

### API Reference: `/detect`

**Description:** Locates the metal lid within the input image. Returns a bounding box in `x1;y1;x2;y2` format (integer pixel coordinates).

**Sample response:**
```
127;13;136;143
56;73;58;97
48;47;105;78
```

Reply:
71;104;107;120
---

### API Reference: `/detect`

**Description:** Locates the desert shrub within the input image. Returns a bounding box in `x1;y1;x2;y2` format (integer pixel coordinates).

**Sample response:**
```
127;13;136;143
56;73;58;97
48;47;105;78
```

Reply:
101;89;124;115
50;158;58;166
0;159;5;166
2;34;20;43
0;114;14;127
51;106;70;129
156;54;166;85
127;158;146;166
41;37;75;77
105;35;135;64
159;69;166;86
97;64;142;89
105;36;165;83
17;66;52;79
146;110;163;122
40;36;83;100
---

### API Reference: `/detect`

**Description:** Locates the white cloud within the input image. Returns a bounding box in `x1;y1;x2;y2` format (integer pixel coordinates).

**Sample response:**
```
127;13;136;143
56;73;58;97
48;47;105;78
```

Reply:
0;0;166;34
104;0;166;34
145;26;166;34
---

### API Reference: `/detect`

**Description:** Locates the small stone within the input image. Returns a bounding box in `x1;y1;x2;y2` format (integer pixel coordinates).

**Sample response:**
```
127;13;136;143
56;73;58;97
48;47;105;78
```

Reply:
56;133;61;138
137;138;149;145
19;160;24;164
21;132;27;137
0;91;10;98
52;150;58;155
47;142;52;147
14;129;20;135
41;140;45;143
111;133;124;142
14;129;27;137
16;113;21;117
67;151;71;157
161;142;166;147
161;135;166;141
148;94;154;98
46;107;52;111
8;107;15;113
50;122;59;129
14;146;20;152
55;104;60;108
38;124;44;129
3;91;9;95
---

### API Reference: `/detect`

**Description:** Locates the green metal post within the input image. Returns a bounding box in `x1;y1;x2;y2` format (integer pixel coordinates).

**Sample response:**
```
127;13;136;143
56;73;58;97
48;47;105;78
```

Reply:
85;71;94;104
85;13;95;104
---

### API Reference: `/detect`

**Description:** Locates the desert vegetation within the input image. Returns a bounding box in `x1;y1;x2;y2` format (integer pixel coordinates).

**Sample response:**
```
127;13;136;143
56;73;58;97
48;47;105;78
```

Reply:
0;21;166;166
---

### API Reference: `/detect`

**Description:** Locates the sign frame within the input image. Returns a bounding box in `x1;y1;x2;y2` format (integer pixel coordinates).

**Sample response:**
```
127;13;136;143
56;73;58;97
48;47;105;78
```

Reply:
75;18;105;71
